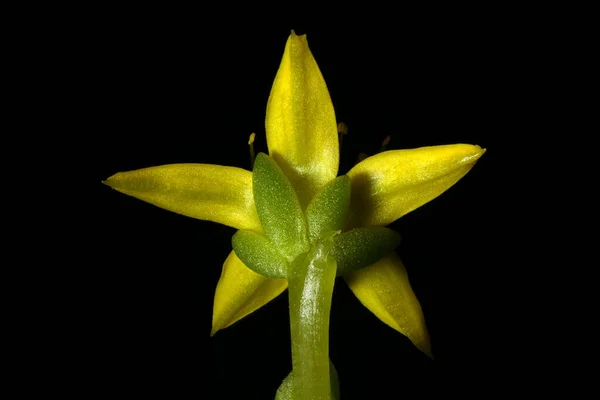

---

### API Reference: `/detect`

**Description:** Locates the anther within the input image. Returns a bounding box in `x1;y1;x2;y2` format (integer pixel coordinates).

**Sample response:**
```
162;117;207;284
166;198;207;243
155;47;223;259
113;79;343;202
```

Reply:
381;135;391;152
248;133;256;168
337;122;348;152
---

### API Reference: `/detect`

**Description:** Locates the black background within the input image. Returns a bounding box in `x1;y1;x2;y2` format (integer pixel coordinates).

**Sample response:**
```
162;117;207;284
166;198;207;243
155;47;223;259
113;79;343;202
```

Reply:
88;20;508;399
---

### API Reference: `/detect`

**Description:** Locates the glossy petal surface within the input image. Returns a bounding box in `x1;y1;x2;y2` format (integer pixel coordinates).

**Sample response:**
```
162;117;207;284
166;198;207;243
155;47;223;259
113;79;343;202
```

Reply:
211;251;287;335
347;144;485;227
104;164;260;231
345;252;432;357
265;32;339;208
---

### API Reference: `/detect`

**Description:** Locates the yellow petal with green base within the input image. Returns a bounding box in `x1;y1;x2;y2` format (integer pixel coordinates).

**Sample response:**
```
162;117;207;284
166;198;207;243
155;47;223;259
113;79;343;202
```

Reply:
347;144;485;228
344;252;432;358
265;32;339;208
211;251;288;335
104;164;260;231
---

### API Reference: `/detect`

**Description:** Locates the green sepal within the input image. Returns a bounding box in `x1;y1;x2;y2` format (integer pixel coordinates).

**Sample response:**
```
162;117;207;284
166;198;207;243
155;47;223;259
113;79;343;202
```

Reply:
253;153;309;261
331;227;401;275
231;230;289;278
275;360;340;400
306;175;351;243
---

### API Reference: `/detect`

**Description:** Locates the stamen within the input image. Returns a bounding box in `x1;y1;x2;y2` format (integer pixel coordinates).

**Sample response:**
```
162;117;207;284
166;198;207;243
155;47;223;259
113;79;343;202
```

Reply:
381;135;391;152
337;122;348;152
354;132;389;165
248;133;256;168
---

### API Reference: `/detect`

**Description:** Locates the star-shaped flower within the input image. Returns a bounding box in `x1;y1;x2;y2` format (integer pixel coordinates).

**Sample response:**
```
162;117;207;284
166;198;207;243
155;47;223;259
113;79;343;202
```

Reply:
104;32;484;359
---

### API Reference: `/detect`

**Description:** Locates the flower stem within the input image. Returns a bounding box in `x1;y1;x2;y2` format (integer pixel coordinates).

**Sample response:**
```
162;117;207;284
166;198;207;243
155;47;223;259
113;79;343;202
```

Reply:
288;238;337;399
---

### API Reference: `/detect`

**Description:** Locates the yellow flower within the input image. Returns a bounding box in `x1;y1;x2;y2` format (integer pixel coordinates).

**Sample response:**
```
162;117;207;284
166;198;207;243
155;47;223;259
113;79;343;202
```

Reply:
104;32;484;358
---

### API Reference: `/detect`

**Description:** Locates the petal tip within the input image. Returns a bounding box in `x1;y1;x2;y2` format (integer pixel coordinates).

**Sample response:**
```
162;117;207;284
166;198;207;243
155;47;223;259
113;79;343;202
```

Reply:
289;29;305;39
420;343;434;359
471;146;486;164
103;172;123;189
102;177;116;188
288;29;308;47
459;144;486;165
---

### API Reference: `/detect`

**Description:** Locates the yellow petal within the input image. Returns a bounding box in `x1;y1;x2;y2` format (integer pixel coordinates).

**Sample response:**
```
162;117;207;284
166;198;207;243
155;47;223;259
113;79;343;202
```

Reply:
347;144;485;227
211;251;288;335
104;164;261;231
265;32;339;208
345;252;432;357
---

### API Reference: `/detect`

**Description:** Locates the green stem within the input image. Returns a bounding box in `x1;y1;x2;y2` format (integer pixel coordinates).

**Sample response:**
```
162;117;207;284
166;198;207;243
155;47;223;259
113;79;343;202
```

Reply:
288;239;337;400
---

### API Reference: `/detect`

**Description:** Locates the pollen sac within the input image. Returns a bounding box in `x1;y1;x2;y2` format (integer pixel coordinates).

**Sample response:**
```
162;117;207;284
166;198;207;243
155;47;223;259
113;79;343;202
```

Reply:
331;227;402;275
306;175;351;243
232;230;289;278
252;153;309;261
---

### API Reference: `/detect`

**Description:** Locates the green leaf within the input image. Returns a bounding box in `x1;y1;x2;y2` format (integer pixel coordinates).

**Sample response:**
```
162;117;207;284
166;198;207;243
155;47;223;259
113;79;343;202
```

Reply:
275;360;340;400
331;227;401;275
231;230;289;278
306;175;351;243
253;153;309;261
